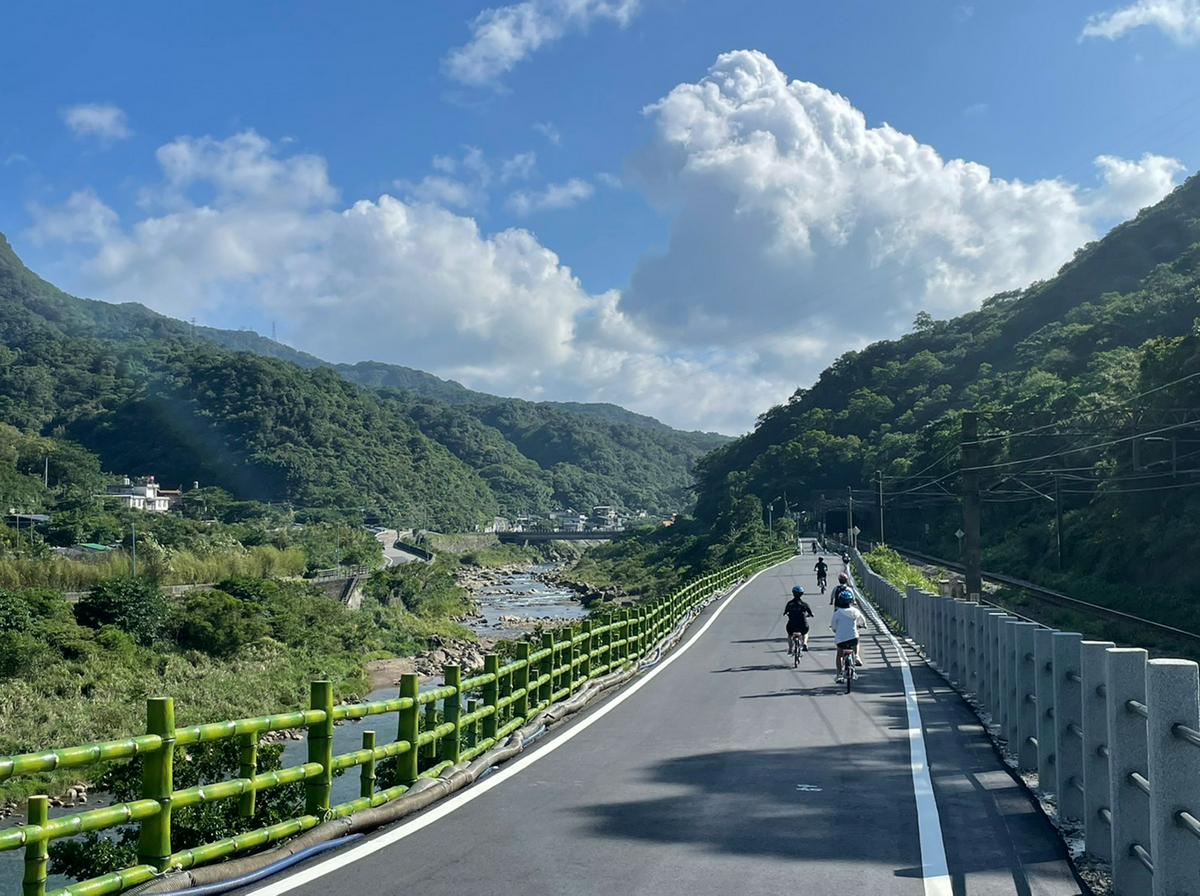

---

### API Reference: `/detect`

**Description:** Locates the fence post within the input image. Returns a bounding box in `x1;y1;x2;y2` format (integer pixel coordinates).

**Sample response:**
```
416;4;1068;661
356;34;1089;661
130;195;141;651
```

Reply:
22;795;48;896
441;664;462;765
1146;658;1200;896
1034;629;1057;794
305;681;334;816
515;642;531;720
1106;647;1152;896
137;697;175;869
397;673;419;785
582;620;594;680
1081;641;1115;862
540;632;554;706
1015;622;1039;771
1053;632;1084;822
360;730;377;799
482;654;500;745
957;600;970;687
237;731;257;818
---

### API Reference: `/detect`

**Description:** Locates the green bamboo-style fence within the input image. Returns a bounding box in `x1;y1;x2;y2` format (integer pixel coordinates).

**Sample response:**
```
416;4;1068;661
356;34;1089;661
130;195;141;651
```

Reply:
0;550;791;896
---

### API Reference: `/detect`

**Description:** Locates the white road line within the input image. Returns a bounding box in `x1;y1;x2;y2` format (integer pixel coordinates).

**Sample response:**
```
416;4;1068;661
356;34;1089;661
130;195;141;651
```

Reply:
247;557;793;896
858;593;952;896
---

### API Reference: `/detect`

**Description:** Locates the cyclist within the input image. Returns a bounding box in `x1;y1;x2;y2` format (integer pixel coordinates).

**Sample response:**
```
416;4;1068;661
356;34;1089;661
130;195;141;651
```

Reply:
841;551;850;572
814;556;828;592
830;573;864;667
784;586;814;654
831;591;866;685
811;539;818;553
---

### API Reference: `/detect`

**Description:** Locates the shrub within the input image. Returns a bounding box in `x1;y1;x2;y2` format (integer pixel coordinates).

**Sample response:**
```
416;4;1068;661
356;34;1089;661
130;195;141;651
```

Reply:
0;631;48;679
173;590;269;657
0;589;34;633
74;578;171;646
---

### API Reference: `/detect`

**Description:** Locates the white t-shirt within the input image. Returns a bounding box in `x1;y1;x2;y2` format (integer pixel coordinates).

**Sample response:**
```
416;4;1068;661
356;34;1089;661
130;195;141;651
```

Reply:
831;606;865;643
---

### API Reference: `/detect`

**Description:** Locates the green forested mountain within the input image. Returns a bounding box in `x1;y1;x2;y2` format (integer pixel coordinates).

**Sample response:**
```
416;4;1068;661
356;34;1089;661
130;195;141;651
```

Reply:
691;171;1200;620
0;236;719;522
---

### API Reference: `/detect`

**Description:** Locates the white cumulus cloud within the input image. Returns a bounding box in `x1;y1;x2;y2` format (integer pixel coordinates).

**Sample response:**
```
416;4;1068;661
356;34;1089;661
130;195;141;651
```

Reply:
25;129;771;433
1081;0;1200;44
622;50;1185;347
444;0;641;86
62;103;133;141
25;53;1189;434
507;178;594;215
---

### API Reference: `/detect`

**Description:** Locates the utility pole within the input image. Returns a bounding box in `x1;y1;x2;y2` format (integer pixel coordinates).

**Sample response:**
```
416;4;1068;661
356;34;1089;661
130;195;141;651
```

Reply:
43;456;49;489
846;485;854;549
961;411;982;600
876;470;884;545
1054;473;1063;571
131;521;138;577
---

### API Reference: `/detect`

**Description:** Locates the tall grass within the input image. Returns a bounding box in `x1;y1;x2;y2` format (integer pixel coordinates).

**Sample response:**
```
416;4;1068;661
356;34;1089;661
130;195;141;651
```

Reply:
863;545;940;593
0;546;307;591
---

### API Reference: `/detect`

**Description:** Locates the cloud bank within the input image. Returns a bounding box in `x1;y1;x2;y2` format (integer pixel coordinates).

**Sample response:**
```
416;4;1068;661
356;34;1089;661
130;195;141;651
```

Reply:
28;52;1186;433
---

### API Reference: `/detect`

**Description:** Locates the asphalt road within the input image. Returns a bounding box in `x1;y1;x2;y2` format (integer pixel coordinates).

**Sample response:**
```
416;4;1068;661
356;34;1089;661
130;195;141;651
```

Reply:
247;555;1087;896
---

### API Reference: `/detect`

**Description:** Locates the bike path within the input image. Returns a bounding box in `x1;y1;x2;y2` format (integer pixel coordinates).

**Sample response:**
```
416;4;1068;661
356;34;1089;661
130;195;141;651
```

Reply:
246;556;1086;896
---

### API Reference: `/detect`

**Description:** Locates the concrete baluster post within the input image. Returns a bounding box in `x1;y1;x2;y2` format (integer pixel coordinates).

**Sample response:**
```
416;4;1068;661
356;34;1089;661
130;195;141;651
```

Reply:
1014;623;1039;771
985;612;1005;718
949;601;961;683
1080;641;1115;862
1106;647;1151;896
958;600;971;688
1053;633;1084;822
1006;619;1022;749
1146;658;1200;896
1035;629;1058;794
997;619;1014;739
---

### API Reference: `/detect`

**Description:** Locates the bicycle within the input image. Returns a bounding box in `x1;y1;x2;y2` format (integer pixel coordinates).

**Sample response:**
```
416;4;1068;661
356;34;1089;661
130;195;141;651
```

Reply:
837;646;857;693
789;633;804;667
817;574;827;594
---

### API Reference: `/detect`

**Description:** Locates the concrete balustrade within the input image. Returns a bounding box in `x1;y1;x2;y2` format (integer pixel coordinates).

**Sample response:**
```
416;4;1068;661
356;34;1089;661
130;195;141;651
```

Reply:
850;546;1200;895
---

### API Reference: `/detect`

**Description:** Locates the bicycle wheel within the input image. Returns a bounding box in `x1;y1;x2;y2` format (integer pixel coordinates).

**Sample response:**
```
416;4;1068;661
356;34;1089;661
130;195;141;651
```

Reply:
844;653;853;693
793;638;801;667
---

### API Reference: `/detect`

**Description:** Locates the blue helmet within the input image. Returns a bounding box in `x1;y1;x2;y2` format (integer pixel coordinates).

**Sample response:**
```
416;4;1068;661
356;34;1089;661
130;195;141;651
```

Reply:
791;585;805;596
834;591;854;609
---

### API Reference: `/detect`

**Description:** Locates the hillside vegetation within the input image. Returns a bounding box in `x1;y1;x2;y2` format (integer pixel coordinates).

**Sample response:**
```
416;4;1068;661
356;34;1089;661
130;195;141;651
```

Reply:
0;235;724;523
686;171;1200;626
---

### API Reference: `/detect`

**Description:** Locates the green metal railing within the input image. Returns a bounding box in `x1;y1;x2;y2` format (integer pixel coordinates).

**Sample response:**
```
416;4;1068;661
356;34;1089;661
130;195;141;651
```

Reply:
0;550;790;896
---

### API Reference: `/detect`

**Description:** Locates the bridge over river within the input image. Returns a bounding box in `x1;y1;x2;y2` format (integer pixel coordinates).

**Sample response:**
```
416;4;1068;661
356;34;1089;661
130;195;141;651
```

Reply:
5;549;1198;896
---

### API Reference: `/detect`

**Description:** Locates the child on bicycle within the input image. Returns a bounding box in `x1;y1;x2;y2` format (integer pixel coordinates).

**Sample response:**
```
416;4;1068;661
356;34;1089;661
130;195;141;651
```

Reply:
784;586;813;653
831;591;866;684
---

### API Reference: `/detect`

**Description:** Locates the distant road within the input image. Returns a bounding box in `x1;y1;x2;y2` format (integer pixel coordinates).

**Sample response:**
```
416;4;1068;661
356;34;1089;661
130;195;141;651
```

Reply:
376;530;426;567
244;555;1085;896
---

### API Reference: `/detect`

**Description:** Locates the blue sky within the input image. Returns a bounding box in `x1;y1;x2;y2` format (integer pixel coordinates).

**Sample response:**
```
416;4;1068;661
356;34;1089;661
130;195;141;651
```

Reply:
3;1;1199;432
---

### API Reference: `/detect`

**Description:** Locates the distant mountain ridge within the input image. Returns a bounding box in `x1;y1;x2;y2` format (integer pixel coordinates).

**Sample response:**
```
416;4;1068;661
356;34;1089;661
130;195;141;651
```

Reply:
0;235;726;522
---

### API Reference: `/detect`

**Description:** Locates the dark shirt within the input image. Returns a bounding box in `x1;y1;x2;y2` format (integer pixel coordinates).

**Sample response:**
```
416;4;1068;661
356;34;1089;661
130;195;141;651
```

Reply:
785;597;814;626
814;560;828;576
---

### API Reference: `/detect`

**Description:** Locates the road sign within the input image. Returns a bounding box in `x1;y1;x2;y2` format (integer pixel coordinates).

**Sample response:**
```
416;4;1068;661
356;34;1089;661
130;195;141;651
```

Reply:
955;528;965;539
852;526;861;535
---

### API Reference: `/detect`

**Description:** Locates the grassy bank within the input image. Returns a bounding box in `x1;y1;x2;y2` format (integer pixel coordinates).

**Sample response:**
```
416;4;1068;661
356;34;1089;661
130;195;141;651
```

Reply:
0;562;472;805
862;546;939;593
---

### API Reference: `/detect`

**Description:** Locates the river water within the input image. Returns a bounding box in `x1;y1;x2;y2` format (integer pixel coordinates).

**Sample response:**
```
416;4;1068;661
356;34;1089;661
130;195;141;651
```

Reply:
0;566;586;891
